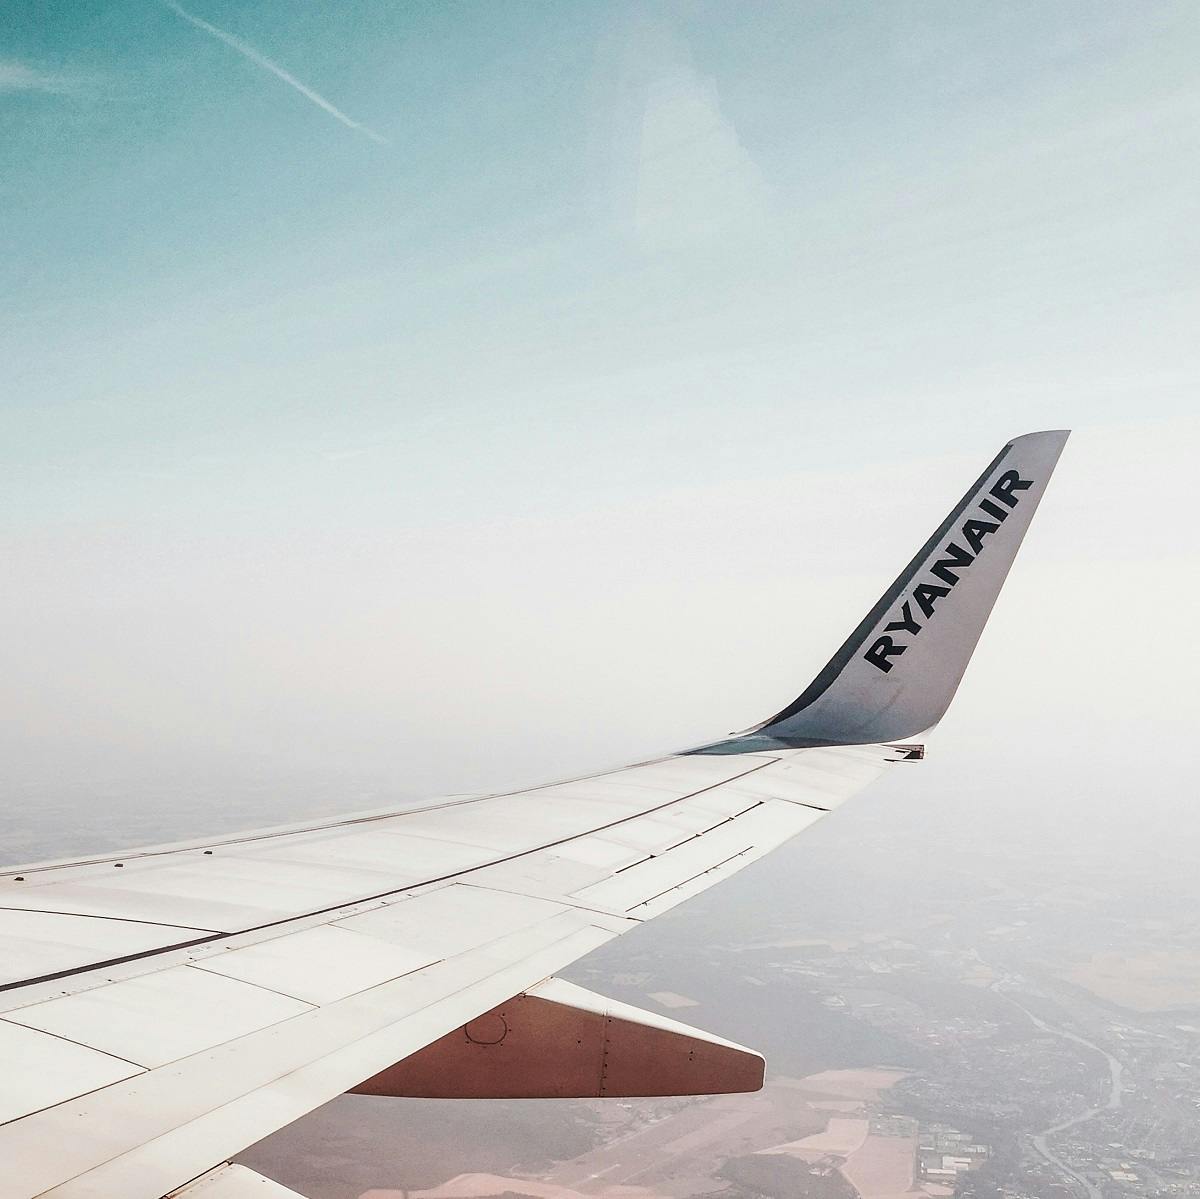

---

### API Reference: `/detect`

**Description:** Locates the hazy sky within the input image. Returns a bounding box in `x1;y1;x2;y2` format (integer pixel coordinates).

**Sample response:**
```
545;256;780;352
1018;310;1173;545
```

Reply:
2;3;1197;858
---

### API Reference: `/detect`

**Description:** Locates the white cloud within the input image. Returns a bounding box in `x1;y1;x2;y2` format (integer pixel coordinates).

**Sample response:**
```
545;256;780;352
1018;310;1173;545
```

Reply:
593;17;772;251
634;64;772;249
0;61;75;95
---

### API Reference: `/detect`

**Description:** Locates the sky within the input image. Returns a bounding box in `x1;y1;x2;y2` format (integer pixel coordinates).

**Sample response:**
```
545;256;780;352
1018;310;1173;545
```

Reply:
1;2;1198;863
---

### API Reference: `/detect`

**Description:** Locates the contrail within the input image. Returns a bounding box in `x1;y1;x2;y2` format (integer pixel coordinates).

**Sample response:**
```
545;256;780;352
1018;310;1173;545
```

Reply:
161;0;388;144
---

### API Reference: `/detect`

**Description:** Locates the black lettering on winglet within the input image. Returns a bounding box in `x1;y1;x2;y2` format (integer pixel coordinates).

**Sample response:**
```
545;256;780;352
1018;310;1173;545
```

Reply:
885;601;921;637
930;542;973;586
962;518;999;554
913;582;951;619
990;470;1033;507
864;636;907;673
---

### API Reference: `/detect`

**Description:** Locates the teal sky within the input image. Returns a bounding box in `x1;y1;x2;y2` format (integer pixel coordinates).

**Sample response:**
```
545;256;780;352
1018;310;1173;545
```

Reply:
2;3;1198;855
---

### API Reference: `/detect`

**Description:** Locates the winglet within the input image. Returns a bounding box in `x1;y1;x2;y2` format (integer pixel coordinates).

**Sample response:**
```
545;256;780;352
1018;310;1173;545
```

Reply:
699;430;1069;751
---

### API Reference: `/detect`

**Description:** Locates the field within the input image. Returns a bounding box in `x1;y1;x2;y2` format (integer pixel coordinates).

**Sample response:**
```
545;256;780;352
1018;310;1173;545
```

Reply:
357;1068;923;1199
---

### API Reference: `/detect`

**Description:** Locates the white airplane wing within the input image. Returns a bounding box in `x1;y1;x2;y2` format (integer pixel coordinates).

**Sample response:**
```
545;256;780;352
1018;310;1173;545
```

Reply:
0;431;1069;1199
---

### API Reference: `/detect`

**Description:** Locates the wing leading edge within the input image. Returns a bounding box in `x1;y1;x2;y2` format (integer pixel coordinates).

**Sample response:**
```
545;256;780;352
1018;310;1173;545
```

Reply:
0;432;1068;1199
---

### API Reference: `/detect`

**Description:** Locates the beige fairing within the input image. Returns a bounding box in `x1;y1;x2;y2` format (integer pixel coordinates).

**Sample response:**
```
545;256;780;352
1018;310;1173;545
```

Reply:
352;977;764;1098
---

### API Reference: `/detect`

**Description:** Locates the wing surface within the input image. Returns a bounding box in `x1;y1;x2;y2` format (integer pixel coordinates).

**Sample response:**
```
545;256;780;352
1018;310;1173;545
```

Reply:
0;432;1067;1199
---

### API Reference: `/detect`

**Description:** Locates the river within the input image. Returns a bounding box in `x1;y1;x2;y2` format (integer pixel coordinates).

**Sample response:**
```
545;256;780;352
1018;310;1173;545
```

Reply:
994;982;1125;1199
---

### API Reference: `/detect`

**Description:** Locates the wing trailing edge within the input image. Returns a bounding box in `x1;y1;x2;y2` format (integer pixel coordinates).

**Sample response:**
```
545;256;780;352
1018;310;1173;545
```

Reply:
168;1164;307;1198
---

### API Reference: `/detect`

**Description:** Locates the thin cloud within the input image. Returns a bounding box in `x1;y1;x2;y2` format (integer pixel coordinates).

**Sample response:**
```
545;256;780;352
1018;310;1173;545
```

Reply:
161;0;388;144
0;61;76;95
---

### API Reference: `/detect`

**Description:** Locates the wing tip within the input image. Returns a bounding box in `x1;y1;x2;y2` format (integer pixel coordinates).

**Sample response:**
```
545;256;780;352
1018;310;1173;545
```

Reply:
1009;428;1071;446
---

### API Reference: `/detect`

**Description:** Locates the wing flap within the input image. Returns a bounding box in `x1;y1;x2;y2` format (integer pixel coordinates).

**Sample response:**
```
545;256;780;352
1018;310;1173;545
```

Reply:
168;1164;308;1199
0;1021;140;1126
6;965;312;1070
571;800;822;913
0;907;616;1199
193;925;433;1005
0;909;212;989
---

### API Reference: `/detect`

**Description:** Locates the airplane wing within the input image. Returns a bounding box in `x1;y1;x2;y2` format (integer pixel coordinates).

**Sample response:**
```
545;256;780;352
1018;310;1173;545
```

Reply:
0;431;1069;1199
